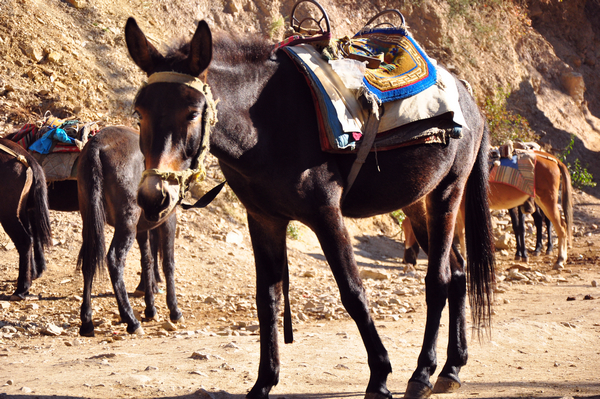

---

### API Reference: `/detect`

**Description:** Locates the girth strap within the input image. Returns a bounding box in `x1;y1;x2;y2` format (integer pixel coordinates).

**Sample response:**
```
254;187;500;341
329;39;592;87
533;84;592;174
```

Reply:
341;112;380;204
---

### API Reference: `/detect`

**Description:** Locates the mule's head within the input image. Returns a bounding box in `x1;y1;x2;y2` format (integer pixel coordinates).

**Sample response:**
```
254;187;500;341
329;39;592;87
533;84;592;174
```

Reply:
125;17;215;222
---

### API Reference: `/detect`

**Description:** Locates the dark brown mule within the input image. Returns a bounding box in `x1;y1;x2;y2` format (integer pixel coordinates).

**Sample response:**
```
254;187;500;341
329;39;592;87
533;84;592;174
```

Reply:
508;199;553;261
76;126;182;336
125;18;495;399
0;139;52;300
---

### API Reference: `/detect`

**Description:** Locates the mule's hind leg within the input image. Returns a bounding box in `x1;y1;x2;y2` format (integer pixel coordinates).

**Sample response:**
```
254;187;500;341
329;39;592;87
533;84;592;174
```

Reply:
403;196;459;399
3;217;33;300
433;245;467;394
246;213;288;399
536;199;567;269
106;226;143;334
311;207;392;399
531;206;546;256
508;207;526;261
28;209;47;280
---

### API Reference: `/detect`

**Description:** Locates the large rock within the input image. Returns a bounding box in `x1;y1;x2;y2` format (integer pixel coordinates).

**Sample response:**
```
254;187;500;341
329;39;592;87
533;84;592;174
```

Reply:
560;71;585;105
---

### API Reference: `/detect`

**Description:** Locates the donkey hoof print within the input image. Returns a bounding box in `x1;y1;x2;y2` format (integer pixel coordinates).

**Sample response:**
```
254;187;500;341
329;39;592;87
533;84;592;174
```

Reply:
432;376;461;393
404;381;432;399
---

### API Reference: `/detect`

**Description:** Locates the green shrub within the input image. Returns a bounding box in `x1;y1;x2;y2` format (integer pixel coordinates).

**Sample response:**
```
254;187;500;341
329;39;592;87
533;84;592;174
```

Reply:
391;210;406;226
287;222;300;240
559;135;596;189
481;86;536;146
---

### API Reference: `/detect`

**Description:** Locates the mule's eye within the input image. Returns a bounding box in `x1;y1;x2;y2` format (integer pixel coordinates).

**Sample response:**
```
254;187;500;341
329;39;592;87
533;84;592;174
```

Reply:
187;111;200;121
132;110;142;126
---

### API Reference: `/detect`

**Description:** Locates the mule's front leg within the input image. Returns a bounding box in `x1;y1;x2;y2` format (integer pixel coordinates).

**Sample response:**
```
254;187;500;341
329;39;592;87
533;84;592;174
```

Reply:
312;207;392;399
158;214;182;323
136;231;157;320
246;214;288;399
106;228;143;334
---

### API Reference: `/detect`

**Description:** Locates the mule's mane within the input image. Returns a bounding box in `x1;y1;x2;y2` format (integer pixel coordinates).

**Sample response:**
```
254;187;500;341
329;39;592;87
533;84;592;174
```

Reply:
166;32;273;66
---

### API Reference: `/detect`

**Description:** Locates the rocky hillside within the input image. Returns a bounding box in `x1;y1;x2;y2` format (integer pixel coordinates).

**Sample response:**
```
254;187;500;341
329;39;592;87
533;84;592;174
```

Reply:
0;0;599;195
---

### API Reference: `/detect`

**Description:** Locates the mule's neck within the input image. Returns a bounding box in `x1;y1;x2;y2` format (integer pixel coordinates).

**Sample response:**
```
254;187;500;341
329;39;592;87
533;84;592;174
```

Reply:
205;38;280;167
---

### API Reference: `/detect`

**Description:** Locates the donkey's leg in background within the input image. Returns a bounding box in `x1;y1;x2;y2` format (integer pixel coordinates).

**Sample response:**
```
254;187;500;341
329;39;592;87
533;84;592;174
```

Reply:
3;216;33;300
246;213;288;399
508;207;526;261
532;207;544;256
158;213;182;323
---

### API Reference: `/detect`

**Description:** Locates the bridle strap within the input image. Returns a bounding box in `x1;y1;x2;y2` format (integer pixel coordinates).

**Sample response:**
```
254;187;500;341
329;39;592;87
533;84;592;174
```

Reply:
138;71;218;203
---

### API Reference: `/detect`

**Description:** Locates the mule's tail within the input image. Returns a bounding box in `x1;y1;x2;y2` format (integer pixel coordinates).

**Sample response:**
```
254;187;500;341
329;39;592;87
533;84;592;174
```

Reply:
557;158;573;247
464;123;496;336
27;155;52;248
76;141;107;281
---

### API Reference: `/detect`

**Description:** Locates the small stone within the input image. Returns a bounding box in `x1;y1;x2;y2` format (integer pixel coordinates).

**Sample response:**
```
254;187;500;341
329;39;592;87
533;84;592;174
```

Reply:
47;51;62;64
0;302;9;310
6;380;13;385
65;0;85;8
190;351;210;360
592;280;597;287
225;230;243;245
145;366;158;371
41;323;63;336
359;269;389;280
21;387;32;393
196;388;216;399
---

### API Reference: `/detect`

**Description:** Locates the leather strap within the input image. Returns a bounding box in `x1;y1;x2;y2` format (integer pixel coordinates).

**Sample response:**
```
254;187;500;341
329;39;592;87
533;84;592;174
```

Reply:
341;112;380;204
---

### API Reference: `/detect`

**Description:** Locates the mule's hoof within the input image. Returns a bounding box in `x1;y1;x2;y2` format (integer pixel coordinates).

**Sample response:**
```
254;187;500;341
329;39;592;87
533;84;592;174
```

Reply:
10;293;26;301
432;376;461;393
132;326;145;335
79;325;95;337
404;381;432;399
132;289;145;298
172;315;185;324
553;262;564;271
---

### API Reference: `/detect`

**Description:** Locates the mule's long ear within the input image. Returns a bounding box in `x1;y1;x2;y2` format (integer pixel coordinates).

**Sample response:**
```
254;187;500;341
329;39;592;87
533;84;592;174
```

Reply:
125;17;164;75
188;20;212;77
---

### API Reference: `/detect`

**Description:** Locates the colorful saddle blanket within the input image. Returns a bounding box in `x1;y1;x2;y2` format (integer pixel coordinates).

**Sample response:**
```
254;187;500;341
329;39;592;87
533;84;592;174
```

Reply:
336;27;437;103
282;43;466;152
489;152;536;197
9;114;99;181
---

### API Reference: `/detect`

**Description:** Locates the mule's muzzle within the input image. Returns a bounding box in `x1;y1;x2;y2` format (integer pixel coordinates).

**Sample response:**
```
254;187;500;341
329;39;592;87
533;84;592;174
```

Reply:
138;174;180;222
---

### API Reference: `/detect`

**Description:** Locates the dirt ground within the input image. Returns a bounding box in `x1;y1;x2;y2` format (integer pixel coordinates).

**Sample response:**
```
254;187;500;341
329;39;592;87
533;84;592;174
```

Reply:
1;185;599;399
